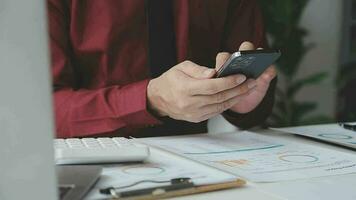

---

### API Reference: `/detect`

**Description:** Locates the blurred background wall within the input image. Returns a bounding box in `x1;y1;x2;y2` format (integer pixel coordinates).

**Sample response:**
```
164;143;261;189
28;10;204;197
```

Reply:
296;0;342;119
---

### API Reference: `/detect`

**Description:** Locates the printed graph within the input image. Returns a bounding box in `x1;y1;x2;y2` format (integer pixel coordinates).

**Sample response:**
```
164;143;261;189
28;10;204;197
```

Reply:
279;154;319;163
318;133;353;140
183;144;284;155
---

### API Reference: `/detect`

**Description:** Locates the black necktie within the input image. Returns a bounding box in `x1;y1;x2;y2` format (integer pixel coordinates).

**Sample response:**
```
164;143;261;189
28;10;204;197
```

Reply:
146;0;177;78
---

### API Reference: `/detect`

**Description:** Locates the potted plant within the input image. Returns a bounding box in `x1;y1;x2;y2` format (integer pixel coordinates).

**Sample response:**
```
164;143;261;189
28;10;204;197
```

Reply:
258;0;331;127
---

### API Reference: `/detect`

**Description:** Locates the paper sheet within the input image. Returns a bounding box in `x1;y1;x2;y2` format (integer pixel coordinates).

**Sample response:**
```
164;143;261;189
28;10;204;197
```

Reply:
84;149;238;200
257;174;356;200
271;123;356;149
140;131;356;182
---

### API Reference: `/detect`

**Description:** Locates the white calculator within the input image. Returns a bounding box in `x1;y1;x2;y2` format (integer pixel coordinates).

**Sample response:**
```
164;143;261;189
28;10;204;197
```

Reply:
54;137;150;165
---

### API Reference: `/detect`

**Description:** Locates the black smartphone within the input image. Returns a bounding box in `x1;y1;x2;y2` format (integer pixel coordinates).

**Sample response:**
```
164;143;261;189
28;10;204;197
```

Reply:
216;49;281;79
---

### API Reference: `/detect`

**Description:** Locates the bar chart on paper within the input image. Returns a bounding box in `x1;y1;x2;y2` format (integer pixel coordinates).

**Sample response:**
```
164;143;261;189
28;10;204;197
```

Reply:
141;131;356;182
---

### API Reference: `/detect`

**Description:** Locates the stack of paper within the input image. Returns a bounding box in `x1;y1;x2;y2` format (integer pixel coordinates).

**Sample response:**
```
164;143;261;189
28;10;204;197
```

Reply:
140;131;356;182
271;123;356;149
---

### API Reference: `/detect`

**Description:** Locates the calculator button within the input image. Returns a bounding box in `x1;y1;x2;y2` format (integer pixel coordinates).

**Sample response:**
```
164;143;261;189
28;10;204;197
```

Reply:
54;137;149;164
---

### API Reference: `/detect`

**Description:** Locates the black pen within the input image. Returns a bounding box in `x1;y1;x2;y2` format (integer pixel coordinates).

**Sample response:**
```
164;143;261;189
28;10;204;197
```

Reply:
119;181;194;198
338;123;356;131
99;177;193;198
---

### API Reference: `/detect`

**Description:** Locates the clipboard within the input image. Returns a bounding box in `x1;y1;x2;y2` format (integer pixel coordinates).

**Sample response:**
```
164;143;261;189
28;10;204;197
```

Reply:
107;178;246;200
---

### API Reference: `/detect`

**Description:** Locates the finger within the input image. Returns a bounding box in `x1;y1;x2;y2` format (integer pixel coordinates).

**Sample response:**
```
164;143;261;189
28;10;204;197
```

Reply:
194;112;221;123
201;87;257;120
199;95;242;117
189;74;246;95
186;85;258;122
257;65;277;84
195;79;256;105
176;60;215;79
215;52;230;71
239;41;255;51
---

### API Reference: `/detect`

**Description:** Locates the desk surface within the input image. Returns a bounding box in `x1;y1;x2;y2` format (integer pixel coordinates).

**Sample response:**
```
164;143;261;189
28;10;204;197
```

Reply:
162;129;356;200
88;129;356;200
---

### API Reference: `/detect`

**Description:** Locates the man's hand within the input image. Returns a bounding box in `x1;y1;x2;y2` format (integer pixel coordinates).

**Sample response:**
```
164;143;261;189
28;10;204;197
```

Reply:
215;41;277;114
147;60;254;123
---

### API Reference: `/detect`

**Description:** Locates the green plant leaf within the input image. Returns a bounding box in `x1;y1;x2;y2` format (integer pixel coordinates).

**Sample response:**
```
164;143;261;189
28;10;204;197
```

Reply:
259;0;312;77
258;0;330;127
287;72;328;97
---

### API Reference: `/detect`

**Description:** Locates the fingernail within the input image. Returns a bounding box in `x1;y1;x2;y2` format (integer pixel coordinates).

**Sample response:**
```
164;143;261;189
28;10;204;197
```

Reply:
248;80;257;89
204;69;215;76
236;75;246;84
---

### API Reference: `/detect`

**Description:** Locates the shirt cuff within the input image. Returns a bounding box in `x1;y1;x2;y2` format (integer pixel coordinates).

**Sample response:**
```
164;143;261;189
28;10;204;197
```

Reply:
115;79;162;126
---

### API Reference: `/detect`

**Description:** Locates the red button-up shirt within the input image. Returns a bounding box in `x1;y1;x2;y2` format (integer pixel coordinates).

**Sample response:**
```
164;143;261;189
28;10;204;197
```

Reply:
48;0;274;138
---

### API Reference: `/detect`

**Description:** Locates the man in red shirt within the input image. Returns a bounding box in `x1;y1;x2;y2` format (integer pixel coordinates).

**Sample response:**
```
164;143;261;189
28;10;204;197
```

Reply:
48;0;277;138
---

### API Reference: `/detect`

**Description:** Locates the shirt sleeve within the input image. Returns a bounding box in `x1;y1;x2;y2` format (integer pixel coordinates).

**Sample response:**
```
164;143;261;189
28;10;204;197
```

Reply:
220;0;277;129
48;0;160;138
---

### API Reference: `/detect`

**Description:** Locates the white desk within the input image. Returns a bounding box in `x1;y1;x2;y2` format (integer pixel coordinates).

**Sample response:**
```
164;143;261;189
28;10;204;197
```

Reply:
159;129;356;200
88;129;356;200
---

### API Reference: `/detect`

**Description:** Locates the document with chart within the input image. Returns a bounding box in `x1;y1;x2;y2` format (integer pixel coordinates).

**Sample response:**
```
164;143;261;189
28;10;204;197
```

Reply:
140;131;356;182
271;123;356;150
85;149;239;199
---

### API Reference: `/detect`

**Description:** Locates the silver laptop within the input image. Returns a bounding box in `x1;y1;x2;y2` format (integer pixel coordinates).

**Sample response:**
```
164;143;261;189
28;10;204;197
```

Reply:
0;0;101;199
